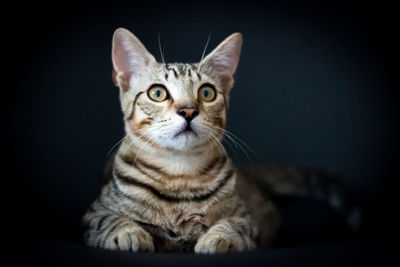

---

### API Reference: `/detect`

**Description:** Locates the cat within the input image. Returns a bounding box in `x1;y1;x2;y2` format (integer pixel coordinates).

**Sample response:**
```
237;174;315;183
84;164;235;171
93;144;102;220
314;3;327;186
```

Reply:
82;28;360;253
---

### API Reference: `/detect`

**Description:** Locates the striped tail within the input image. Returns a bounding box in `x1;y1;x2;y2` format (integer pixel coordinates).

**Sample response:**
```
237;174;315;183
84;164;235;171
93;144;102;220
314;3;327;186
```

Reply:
238;164;362;231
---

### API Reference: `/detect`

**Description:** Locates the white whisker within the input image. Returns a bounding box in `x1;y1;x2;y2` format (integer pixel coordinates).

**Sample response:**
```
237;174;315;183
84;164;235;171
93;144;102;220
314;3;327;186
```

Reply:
133;134;156;165
106;127;150;156
158;32;165;64
107;135;129;156
203;121;256;164
121;124;163;156
197;32;211;72
206;125;239;159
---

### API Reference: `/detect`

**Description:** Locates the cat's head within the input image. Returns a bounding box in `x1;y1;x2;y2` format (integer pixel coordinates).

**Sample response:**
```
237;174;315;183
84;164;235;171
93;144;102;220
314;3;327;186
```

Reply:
112;28;242;151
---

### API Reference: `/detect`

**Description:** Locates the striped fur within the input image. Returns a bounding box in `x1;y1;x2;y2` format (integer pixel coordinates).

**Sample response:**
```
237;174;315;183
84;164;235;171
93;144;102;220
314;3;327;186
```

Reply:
83;135;270;252
83;28;357;254
83;29;267;253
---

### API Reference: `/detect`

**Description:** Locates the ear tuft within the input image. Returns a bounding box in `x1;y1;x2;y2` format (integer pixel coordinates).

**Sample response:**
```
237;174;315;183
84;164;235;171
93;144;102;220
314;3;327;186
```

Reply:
199;33;243;91
112;28;156;91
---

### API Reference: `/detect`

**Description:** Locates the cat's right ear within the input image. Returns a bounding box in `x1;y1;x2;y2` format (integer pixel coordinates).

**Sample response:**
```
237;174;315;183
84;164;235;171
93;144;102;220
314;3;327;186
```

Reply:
112;28;156;91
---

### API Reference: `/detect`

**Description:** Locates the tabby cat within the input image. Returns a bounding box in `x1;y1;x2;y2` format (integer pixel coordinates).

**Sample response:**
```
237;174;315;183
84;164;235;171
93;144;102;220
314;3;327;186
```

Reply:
82;28;358;253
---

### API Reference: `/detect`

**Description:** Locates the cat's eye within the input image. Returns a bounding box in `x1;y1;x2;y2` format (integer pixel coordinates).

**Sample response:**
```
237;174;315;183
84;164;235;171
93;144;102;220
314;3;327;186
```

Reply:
198;84;216;102
148;85;168;102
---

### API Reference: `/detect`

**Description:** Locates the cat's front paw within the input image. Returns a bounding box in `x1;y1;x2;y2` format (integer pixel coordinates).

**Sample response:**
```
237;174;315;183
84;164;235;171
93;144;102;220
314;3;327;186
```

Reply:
194;232;240;254
103;225;154;252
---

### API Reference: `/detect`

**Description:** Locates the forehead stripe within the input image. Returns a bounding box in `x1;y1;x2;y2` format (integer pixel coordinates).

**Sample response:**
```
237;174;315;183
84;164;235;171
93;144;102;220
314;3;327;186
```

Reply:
165;64;178;78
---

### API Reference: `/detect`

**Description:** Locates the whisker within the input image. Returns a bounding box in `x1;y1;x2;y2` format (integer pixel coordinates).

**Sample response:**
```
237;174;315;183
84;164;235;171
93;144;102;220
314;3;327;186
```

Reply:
133;134;156;166
207;126;240;160
106;128;149;156
222;129;257;156
121;124;163;156
203;122;256;164
205;129;224;154
158;32;165;64
210;124;257;155
121;132;148;156
107;135;129;156
203;131;225;161
123;121;174;163
197;32;211;72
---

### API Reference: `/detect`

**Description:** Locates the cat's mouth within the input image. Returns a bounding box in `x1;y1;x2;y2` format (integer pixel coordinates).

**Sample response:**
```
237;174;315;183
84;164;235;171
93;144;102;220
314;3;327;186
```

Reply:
174;124;197;137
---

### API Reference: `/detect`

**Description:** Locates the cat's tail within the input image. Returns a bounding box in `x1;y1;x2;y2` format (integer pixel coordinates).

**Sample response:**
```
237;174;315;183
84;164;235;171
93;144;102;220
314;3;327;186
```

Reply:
238;164;362;231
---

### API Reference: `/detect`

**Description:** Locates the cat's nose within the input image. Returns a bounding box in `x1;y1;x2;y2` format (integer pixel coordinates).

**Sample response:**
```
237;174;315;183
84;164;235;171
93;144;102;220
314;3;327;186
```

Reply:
178;107;199;122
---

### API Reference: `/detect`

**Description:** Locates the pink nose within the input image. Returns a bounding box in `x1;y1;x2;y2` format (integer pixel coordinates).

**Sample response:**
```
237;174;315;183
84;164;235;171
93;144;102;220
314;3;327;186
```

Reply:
178;107;199;121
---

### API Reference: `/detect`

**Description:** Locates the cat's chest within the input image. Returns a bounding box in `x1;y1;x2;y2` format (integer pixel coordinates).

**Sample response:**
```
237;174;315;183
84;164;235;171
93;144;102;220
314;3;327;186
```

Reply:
132;189;237;252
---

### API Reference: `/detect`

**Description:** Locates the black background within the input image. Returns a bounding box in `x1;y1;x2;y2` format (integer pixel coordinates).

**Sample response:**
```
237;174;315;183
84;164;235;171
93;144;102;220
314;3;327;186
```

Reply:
3;0;399;258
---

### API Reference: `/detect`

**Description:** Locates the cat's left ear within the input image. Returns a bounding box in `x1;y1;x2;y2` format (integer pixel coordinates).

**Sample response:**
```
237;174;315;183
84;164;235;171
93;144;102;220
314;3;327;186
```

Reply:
199;33;243;92
112;28;156;92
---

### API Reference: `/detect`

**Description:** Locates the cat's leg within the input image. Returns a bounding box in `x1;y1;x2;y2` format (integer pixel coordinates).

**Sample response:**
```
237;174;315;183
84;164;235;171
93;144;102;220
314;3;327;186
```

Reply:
83;211;154;252
194;217;257;254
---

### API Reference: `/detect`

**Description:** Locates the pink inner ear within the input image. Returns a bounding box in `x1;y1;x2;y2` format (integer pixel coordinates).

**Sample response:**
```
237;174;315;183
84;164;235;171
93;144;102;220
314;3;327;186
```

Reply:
111;28;156;90
218;43;241;77
112;28;155;91
112;36;132;73
112;36;134;89
201;33;242;87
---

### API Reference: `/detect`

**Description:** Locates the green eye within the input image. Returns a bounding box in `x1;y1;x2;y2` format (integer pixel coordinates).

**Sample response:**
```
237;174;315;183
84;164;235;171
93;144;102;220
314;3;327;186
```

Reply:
199;85;216;102
148;86;168;102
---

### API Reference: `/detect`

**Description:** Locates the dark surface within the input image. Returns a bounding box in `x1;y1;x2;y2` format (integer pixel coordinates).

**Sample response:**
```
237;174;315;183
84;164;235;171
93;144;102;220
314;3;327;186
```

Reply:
4;199;398;266
5;232;397;267
3;0;399;266
6;222;395;266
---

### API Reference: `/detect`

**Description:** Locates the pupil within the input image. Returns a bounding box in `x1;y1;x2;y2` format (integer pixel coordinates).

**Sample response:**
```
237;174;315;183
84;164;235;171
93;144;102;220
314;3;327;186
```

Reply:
204;89;209;98
156;90;161;97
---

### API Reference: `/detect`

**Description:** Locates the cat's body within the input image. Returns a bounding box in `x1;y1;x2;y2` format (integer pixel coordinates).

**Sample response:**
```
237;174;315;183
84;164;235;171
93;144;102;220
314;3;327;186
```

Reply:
82;28;357;253
84;144;275;252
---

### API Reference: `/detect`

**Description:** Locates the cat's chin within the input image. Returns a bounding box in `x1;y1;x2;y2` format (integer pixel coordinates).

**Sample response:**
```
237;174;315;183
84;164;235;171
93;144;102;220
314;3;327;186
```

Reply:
173;127;197;138
159;131;207;152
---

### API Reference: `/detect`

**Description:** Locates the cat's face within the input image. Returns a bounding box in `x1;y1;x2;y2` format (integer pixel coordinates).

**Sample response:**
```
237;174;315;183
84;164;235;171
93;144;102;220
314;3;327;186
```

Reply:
112;28;242;151
123;63;228;151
